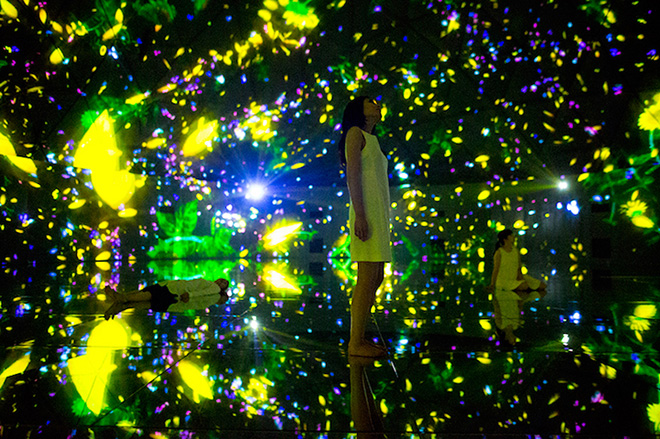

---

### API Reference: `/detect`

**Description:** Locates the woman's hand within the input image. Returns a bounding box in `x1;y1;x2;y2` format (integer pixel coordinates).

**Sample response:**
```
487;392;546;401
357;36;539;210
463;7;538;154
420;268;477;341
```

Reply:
354;215;369;241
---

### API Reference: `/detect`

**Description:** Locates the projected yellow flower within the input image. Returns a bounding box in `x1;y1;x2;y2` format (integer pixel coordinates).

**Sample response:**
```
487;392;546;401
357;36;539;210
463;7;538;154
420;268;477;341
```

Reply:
649;403;660;432
232;376;275;417
0;355;30;389
621;199;648;218
1;0;18;18
178;360;214;403
239;102;280;142
620;191;655;229
283;1;319;30
625;315;652;333
631;215;655;229
68;319;130;415
0;132;38;175
74;110;145;212
182;116;218;157
260;0;319;30
262;264;302;293
624;304;656;341
262;221;302;249
638;97;660;131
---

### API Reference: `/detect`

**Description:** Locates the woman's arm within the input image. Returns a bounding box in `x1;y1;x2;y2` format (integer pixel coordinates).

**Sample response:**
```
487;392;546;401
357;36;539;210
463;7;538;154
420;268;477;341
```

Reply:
488;250;501;290
517;249;524;280
345;127;368;241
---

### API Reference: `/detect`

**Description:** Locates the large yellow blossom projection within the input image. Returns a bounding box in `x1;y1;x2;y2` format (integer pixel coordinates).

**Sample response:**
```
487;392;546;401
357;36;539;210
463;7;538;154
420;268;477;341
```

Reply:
178;360;214;403
74;110;144;211
67;319;131;415
182;116;218;157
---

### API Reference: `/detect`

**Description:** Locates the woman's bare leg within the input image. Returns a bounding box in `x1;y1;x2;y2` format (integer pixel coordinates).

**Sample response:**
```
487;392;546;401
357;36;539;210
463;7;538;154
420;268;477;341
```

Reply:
514;281;529;292
105;286;152;303
349;262;385;357
104;301;151;320
503;325;516;345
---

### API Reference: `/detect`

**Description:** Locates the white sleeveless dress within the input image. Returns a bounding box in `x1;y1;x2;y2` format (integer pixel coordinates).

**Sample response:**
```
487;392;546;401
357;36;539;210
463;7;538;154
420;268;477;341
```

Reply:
495;247;541;290
349;129;392;262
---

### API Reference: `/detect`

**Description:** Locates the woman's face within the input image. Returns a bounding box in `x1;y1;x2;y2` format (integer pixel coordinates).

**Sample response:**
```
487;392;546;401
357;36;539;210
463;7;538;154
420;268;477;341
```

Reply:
363;98;382;120
504;234;515;246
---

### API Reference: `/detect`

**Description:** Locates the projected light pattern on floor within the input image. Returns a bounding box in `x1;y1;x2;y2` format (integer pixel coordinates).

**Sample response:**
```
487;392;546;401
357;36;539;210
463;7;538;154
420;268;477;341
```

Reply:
1;0;660;436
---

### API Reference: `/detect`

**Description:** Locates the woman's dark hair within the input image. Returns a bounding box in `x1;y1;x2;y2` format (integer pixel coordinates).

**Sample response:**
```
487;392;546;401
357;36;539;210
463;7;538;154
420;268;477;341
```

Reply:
338;96;370;167
495;229;514;254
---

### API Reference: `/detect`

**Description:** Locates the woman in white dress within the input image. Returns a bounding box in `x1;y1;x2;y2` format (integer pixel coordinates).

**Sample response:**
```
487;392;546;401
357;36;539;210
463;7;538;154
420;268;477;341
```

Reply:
488;229;547;345
339;96;391;358
488;229;546;292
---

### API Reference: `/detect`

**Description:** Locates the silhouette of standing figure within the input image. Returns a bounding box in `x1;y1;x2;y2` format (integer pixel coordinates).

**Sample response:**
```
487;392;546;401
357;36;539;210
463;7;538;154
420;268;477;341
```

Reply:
339;96;391;358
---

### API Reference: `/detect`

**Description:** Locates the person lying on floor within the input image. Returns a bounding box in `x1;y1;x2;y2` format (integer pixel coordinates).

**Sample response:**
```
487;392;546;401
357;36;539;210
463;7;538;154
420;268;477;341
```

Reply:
103;278;230;320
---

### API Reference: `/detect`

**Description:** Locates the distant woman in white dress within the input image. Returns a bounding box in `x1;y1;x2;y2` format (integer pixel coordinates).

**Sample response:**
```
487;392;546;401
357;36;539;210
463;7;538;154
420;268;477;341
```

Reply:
339;96;391;358
488;229;547;345
488;229;546;292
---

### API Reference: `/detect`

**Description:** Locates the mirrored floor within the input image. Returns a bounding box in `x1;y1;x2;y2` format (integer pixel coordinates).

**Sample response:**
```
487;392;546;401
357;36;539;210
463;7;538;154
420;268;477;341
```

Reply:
1;256;659;438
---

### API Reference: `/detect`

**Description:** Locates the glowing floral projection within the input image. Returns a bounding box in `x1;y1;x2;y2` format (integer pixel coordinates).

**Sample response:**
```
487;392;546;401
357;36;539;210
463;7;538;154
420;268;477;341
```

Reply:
1;0;659;436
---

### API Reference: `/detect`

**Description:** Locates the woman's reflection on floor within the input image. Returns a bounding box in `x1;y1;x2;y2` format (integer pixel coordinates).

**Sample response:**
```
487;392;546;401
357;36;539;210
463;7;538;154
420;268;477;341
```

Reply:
492;288;546;347
349;356;386;439
103;278;230;319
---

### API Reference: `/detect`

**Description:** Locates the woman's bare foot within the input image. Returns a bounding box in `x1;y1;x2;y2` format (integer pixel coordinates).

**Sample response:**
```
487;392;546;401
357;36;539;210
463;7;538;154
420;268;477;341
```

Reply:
104;302;125;320
348;340;387;358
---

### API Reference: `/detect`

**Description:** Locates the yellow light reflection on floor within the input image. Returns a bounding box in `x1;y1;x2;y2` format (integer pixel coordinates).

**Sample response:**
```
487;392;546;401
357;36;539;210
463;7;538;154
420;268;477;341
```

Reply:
67;319;130;415
178;360;214;402
0;355;30;389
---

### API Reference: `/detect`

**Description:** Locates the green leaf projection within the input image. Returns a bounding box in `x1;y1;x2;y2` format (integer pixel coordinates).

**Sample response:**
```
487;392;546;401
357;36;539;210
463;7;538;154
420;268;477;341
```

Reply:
156;200;199;238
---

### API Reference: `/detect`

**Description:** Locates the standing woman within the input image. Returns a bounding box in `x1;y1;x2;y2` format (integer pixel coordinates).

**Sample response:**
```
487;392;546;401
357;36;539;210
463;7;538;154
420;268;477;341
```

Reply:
339;96;391;357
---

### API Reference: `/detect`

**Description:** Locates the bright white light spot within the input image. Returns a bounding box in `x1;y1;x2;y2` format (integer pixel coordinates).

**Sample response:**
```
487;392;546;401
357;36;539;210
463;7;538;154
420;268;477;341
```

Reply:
561;333;570;345
246;183;266;200
567;200;580;215
558;180;569;190
250;318;259;330
234;128;246;140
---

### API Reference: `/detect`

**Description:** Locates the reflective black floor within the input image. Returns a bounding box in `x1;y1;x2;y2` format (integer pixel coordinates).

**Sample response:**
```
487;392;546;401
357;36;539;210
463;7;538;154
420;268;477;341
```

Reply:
1;257;659;438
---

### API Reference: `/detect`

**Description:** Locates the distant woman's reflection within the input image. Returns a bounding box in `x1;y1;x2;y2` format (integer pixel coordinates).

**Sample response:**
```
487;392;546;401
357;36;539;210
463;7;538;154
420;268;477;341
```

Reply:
349;356;386;438
492;288;543;346
487;228;547;346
